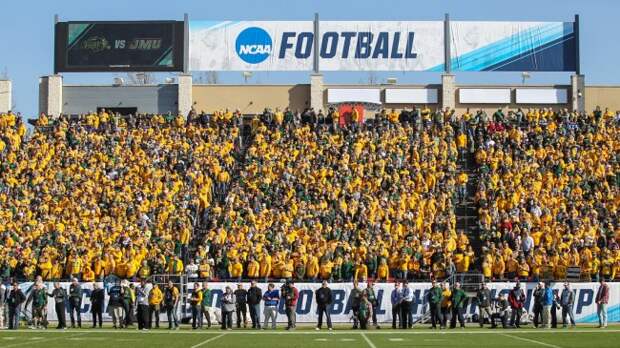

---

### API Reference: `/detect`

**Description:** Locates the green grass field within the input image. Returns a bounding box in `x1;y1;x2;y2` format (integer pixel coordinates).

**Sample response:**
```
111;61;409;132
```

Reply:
0;325;618;348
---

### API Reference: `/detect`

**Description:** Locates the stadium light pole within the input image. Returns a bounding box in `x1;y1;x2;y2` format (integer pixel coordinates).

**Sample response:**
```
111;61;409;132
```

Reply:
184;13;189;74
574;14;580;75
444;13;450;74
313;13;319;74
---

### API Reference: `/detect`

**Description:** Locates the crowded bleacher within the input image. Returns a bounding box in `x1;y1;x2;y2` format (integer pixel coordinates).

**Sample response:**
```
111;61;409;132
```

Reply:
0;106;618;282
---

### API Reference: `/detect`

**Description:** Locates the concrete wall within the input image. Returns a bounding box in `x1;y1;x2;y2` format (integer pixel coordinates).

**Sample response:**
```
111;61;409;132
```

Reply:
585;86;620;112
62;85;178;115
0;80;11;113
192;84;310;114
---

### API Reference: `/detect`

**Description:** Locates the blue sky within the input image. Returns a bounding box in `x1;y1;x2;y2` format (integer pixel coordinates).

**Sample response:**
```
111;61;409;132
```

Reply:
0;0;618;117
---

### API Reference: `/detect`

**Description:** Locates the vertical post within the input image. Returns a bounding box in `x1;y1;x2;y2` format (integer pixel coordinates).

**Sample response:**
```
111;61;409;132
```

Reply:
54;14;59;74
574;14;580;75
184;13;190;74
444;13;451;73
313;13;319;73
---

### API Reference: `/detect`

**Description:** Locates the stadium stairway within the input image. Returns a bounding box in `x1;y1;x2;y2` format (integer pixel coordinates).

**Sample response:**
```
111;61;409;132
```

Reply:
456;151;483;266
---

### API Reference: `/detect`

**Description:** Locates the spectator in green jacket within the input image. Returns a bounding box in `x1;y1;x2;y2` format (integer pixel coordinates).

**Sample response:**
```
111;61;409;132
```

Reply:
450;282;467;328
200;281;212;329
428;281;443;329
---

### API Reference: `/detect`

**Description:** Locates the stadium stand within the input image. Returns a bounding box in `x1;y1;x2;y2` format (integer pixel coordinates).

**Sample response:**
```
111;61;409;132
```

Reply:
473;108;620;282
0;111;240;281
0;107;618;282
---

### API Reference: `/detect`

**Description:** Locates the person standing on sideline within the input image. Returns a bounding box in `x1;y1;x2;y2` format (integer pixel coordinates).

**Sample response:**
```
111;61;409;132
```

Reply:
190;282;203;330
400;281;413;329
31;282;48;329
508;281;525;328
49;282;67;329
450;282;466;328
358;292;373;330
364;280;380;329
560;282;575;328
350;281;362;329
164;281;180;330
315;280;333;331
390;282;401;329
595;279;609;328
476;283;492;328
136;279;152;330
532;282;544;327
283;281;299;330
7;282;25;330
428;281;443;329
234;283;248;328
221;286;236;330
107;280;125;329
90;282;105;328
200;281;213;329
247;281;262;329
262;283;279;330
148;283;163;329
68;278;82;328
0;282;6;329
541;282;554;329
440;282;452;329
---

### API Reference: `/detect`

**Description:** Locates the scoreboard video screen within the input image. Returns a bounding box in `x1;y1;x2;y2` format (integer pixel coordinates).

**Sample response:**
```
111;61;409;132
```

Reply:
54;21;185;72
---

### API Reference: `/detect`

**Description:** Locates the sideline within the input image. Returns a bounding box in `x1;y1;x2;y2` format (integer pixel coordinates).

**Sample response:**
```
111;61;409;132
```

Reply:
500;333;563;348
1;332;90;348
189;333;227;348
360;332;377;348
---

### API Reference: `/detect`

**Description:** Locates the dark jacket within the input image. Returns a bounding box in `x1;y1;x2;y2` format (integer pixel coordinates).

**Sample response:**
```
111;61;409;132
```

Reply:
476;288;492;307
247;286;262;305
90;288;105;312
49;288;67;304
428;286;443;305
315;287;333;306
7;289;25;308
234;289;248;306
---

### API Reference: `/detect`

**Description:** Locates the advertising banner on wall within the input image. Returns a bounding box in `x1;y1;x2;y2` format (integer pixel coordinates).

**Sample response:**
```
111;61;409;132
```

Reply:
54;21;185;73
443;21;577;72
189;20;576;72
189;21;444;71
22;281;617;324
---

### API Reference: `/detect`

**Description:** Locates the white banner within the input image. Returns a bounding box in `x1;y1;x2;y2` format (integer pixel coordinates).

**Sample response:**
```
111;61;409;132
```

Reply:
189;21;444;71
189;21;314;71
20;282;618;324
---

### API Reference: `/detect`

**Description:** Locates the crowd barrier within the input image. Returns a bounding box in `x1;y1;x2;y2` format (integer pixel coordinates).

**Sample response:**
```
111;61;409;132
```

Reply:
20;282;618;323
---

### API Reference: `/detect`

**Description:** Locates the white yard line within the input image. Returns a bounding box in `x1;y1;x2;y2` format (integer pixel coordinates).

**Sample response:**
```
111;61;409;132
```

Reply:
361;332;377;348
500;333;562;348
1;332;89;348
189;333;227;348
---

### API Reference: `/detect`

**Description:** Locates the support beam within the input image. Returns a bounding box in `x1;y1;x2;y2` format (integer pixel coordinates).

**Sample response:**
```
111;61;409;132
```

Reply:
177;74;193;116
571;74;585;113
39;75;63;116
310;73;324;112
441;74;456;110
0;80;11;113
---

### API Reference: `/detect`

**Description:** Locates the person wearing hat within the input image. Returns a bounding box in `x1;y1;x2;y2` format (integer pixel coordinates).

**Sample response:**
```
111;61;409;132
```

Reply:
262;283;280;330
283;280;299;330
68;278;82;328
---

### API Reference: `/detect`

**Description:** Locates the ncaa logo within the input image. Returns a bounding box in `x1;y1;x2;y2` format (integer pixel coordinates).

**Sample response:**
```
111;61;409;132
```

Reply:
235;27;272;64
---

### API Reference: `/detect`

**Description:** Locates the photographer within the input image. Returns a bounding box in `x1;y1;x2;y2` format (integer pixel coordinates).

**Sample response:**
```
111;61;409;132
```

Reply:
491;293;509;329
315;280;333;331
350;281;362;329
508;281;525;328
281;281;299;330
